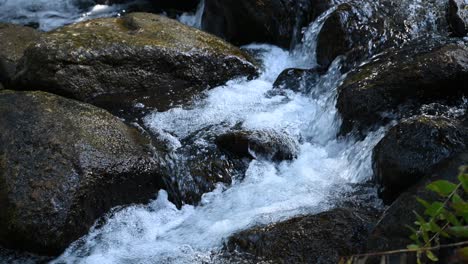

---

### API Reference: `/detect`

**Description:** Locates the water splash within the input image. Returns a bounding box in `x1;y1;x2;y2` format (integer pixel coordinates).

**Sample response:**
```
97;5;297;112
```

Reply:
53;15;387;263
177;0;204;28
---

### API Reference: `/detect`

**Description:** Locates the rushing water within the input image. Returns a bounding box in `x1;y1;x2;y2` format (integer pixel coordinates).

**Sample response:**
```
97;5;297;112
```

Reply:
0;1;408;264
45;8;388;263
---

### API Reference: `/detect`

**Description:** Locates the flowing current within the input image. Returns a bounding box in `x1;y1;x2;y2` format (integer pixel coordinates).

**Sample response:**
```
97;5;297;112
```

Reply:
1;1;390;264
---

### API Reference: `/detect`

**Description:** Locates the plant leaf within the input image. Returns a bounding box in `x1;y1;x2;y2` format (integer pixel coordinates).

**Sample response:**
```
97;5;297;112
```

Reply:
427;180;458;197
448;226;468;238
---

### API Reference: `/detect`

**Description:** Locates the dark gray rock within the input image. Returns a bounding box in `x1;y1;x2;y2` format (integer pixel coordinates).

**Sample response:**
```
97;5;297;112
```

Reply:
13;13;258;114
316;0;449;69
373;115;468;204
367;153;468;256
216;129;299;161
0;23;40;86
202;0;334;49
272;67;324;94
0;90;165;255
226;207;379;264
337;39;468;134
448;0;468;37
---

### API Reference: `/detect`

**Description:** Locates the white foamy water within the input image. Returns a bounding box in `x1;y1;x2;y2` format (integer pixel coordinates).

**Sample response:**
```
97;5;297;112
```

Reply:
177;0;204;28
51;12;387;263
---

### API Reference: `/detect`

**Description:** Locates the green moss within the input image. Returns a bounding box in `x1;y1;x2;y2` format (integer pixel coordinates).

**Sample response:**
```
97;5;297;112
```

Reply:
45;13;252;62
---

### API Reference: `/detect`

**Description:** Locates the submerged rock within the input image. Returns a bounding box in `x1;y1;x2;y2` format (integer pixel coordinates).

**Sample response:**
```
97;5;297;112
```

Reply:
373;115;468;204
226;207;379;264
0;90;164;255
0;23;40;86
448;0;468;37
202;0;333;48
337;39;468;134
13;13;258;114
216;129;299;161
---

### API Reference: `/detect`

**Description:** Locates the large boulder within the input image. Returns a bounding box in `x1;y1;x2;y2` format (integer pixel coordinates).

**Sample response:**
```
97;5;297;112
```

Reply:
0;90;165;255
373;115;468;204
0;23;40;86
226;207;379;264
13;13;258;114
448;0;468;37
337;39;468;134
316;0;449;69
202;0;333;49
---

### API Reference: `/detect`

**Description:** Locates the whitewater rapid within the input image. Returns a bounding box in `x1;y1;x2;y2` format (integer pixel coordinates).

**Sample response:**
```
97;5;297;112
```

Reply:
0;1;391;263
47;11;387;263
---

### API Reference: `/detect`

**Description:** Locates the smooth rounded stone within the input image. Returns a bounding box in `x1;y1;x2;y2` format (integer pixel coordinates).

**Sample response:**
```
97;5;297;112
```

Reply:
226;207;379;264
337;39;468;134
13;13;258;115
448;0;468;37
216;130;300;161
272;67;324;94
316;0;449;69
0;23;41;85
0;90;165;255
367;153;468;261
373;115;468;204
202;0;333;49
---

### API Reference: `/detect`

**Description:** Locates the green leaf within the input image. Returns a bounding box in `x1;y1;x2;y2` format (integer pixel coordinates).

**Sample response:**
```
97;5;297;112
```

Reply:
427;180;458;197
458;168;468;192
424;202;445;217
407;244;420;250
448;226;468;238
425;250;439;262
417;197;431;208
443;211;462;226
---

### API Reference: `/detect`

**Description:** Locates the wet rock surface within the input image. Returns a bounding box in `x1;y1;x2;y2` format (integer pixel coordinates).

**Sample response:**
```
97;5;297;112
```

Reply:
202;0;333;49
368;152;468;253
448;0;468;37
272;67;324;94
0;90;165;255
226;207;379;264
373;115;468;204
13;13;258;115
0;23;40;85
337;39;468;134
216;129;299;161
316;0;449;69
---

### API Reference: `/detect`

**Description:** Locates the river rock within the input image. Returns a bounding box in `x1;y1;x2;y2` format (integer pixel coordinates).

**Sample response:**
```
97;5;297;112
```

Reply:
226;207;379;264
13;13;258;115
373;115;468;204
151;126;250;207
216;129;299;161
316;0;449;69
0;23;40;86
0;90;165;255
337;39;468;134
272;67;324;94
448;0;468;37
202;0;333;49
367;153;468;257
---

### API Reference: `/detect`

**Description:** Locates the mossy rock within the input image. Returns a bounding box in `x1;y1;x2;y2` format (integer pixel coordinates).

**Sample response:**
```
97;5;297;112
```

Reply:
0;90;165;255
337;39;468;134
13;13;258;114
0;23;41;85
